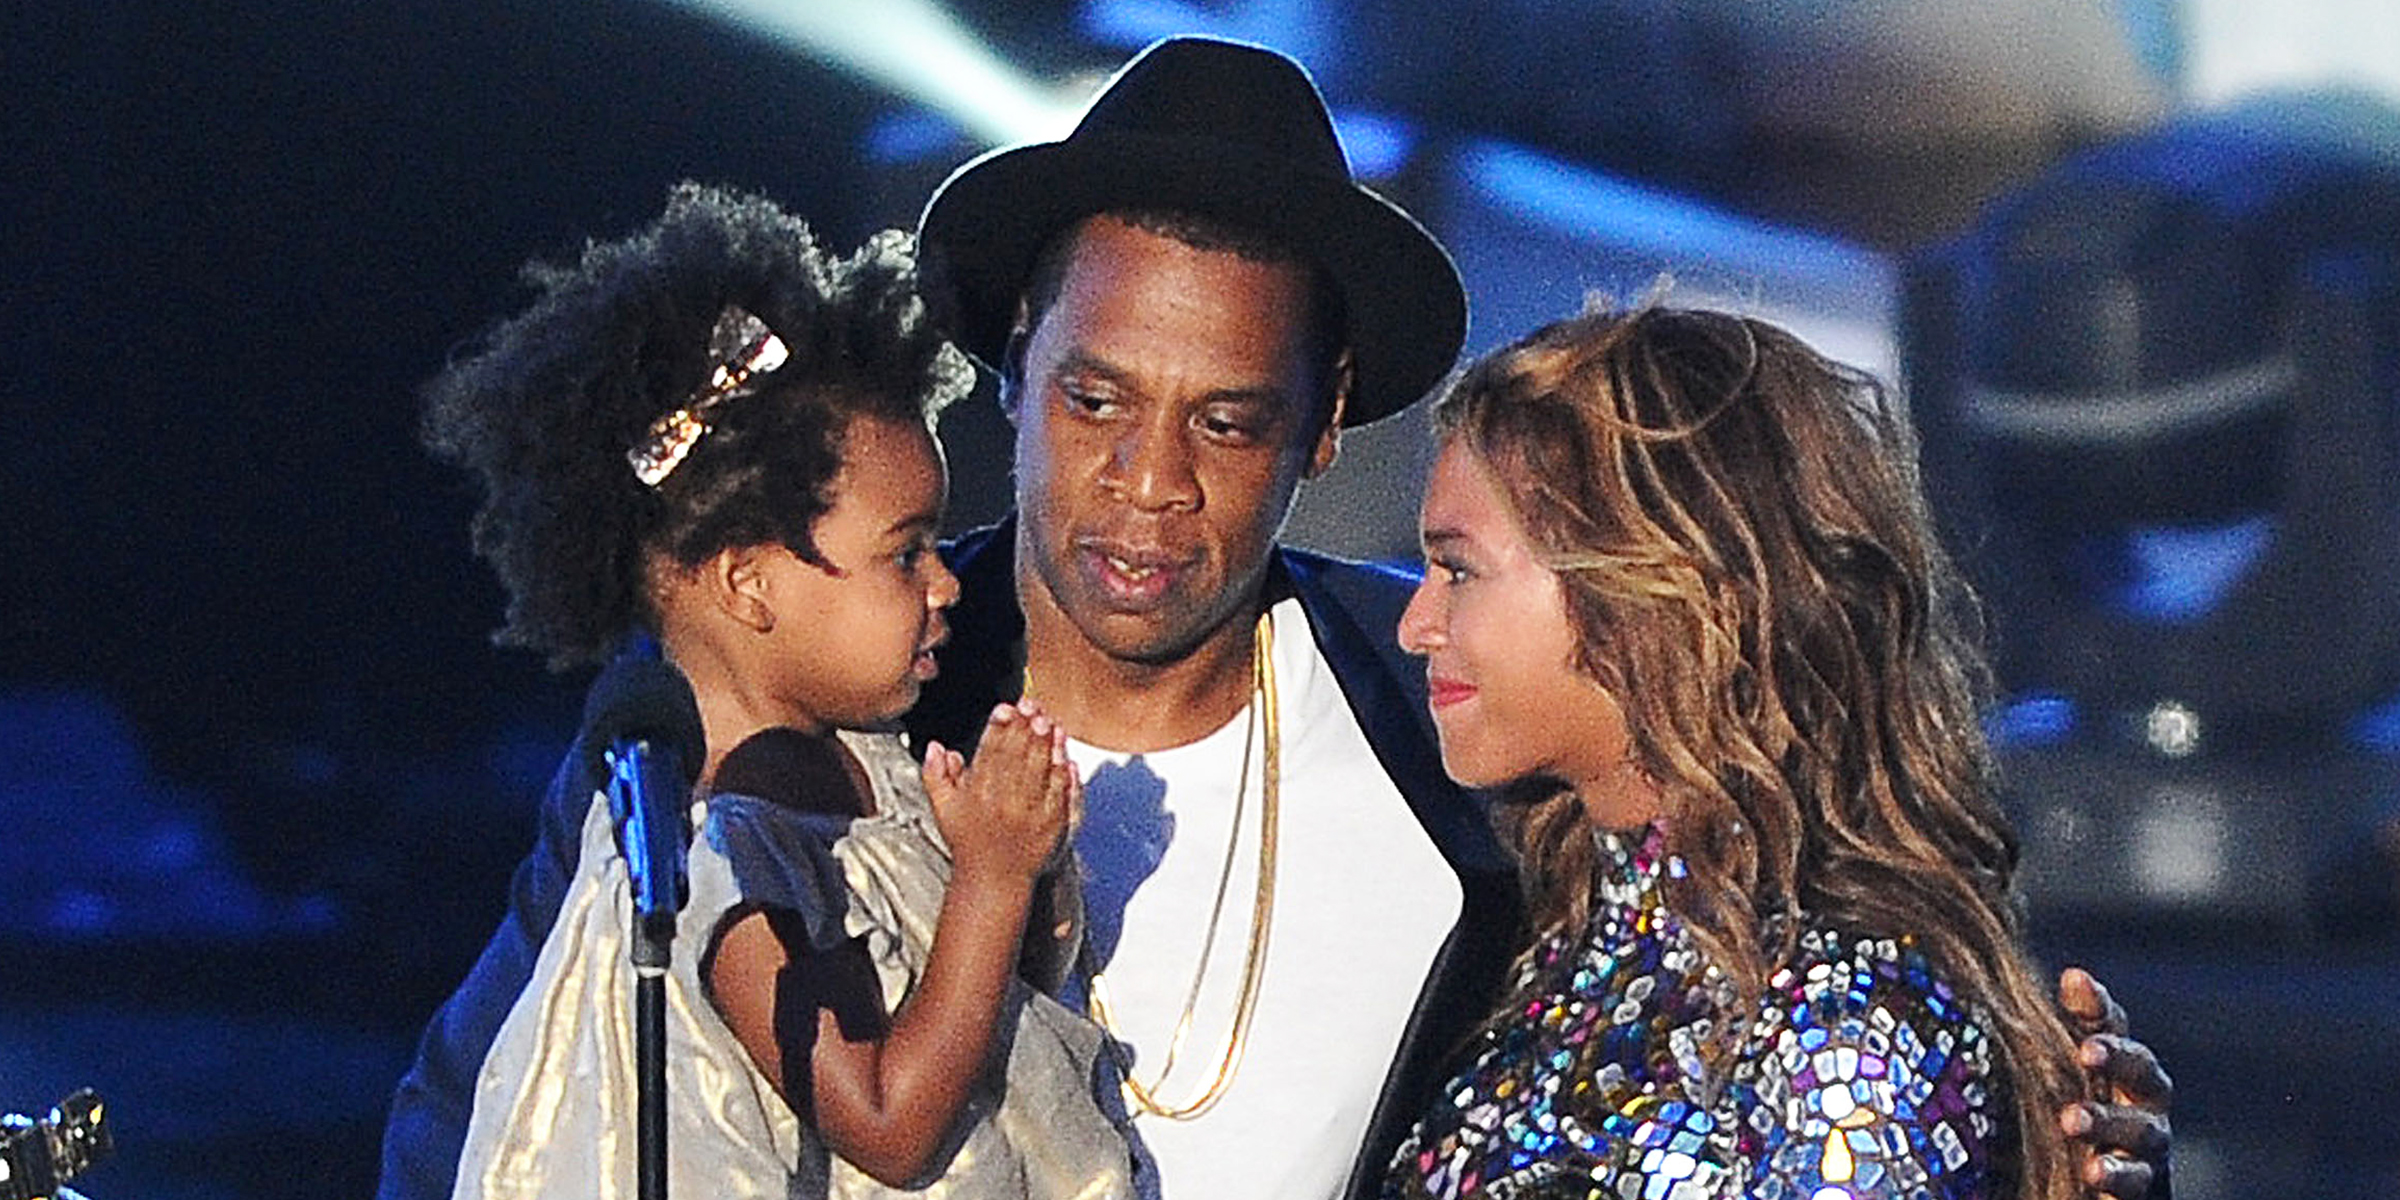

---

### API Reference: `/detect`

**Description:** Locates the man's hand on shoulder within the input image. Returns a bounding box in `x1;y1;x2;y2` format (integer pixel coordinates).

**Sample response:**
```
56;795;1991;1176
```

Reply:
2057;967;2173;1199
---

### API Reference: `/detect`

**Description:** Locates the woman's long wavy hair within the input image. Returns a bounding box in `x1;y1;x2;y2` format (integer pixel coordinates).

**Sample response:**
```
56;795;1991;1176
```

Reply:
1436;303;2082;1200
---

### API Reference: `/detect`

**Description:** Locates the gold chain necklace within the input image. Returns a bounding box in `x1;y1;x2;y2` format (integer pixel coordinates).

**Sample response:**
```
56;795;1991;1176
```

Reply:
1045;611;1280;1121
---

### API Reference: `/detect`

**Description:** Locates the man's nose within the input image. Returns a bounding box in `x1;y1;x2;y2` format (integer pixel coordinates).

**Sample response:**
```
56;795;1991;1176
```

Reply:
1106;413;1200;512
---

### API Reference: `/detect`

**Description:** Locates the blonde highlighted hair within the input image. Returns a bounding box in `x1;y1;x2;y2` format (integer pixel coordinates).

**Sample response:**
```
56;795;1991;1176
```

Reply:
1436;303;2082;1200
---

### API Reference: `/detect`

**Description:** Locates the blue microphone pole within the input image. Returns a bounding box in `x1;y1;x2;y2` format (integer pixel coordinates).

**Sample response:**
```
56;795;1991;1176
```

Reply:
583;649;704;1200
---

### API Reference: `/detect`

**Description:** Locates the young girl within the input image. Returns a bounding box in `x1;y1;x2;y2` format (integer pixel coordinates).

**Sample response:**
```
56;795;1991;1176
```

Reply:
1384;304;2092;1200
407;183;1136;1199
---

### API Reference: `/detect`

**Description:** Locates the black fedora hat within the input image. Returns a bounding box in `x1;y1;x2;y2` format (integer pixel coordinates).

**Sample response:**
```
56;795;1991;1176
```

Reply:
917;36;1466;428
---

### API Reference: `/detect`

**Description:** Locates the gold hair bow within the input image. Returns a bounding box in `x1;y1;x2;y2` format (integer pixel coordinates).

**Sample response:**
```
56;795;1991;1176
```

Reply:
627;305;790;487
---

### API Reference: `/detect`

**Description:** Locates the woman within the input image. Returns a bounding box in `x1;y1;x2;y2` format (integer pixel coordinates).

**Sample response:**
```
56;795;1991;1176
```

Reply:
1385;304;2086;1199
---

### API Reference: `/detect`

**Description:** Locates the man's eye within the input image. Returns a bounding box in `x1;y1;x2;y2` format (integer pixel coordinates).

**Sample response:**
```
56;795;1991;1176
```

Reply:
1198;412;1264;441
1432;558;1473;584
1061;387;1114;414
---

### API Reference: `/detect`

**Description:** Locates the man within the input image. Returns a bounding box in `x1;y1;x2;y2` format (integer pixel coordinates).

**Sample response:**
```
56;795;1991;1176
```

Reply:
905;35;2171;1200
905;37;1515;1198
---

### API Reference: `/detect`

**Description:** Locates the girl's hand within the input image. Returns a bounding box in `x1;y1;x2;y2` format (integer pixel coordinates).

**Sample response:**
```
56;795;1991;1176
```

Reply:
920;700;1077;886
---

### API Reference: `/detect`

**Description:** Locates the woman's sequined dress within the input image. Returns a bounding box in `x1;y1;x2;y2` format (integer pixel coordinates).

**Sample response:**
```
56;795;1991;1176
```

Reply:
1385;825;2008;1200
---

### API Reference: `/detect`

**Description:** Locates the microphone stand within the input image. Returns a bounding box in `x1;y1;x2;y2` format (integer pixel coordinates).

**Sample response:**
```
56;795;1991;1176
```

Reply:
608;737;687;1200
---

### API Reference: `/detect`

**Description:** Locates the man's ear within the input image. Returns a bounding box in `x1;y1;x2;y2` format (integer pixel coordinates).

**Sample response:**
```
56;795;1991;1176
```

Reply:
1306;350;1353;480
999;297;1033;424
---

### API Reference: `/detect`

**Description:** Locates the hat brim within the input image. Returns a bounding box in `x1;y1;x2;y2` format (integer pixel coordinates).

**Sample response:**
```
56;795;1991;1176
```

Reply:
919;130;1465;428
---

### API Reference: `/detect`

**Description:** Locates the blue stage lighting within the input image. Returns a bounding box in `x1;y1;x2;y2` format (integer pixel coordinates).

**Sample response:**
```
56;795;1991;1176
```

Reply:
660;0;1081;145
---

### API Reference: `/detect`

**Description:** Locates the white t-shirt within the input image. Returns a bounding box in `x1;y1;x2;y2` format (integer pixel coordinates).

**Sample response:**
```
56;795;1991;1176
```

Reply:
1065;598;1462;1199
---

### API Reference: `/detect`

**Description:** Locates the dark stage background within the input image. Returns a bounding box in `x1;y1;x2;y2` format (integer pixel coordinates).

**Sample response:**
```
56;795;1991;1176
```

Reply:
7;2;2399;1196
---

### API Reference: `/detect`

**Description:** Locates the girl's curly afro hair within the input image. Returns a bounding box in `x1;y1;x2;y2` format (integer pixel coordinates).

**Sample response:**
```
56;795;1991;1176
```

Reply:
423;182;973;669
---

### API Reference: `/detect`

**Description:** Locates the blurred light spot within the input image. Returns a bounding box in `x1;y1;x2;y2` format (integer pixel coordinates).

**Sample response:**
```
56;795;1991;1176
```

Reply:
865;108;965;165
1988;692;2077;748
2110;516;2274;624
2351;691;2400;753
2131;781;2227;900
2144;699;2203;757
141;819;206;871
2035;802;2087;848
1332;109;1414;179
49;890;112;935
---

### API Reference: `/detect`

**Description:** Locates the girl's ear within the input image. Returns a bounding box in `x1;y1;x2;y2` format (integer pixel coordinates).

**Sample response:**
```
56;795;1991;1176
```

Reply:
708;545;777;633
